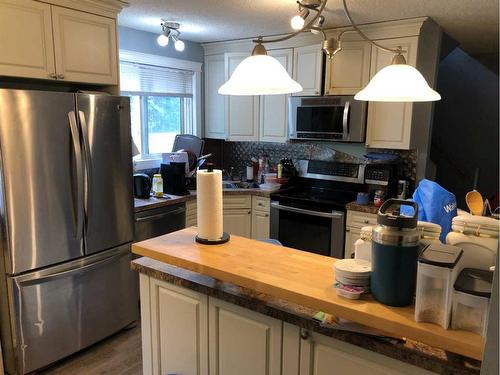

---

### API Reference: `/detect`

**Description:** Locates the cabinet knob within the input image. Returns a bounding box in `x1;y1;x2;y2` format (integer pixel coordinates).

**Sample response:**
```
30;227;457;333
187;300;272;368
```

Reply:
300;329;310;340
346;229;350;232
350;253;355;259
57;74;65;79
248;210;251;214
364;220;369;224
264;214;269;217
48;73;57;79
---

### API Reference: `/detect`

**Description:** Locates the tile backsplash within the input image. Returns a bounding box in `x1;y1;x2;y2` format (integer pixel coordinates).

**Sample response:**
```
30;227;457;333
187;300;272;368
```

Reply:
223;141;417;188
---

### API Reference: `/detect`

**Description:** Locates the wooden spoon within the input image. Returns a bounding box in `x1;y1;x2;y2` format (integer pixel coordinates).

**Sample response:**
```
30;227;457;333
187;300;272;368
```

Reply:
466;190;484;216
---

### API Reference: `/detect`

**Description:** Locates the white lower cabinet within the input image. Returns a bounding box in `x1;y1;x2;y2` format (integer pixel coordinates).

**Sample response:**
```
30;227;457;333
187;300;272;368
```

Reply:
141;274;209;375
223;208;252;237
140;276;437;375
209;297;282;375
298;329;434;375
344;227;361;259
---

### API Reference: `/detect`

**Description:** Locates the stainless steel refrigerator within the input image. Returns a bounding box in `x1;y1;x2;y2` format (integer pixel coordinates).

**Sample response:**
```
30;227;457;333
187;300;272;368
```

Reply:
0;89;138;374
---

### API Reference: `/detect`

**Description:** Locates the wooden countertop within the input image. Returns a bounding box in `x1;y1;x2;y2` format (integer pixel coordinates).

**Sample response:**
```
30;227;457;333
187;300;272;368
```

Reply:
132;227;485;360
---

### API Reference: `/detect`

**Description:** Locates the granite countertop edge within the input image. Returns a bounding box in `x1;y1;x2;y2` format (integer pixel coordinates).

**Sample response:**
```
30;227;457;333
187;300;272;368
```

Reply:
131;257;481;375
134;189;274;213
346;201;380;215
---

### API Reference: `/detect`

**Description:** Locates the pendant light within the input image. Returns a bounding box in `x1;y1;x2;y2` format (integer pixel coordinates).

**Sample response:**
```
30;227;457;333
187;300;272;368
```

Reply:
218;42;302;95
341;0;440;102
354;54;441;102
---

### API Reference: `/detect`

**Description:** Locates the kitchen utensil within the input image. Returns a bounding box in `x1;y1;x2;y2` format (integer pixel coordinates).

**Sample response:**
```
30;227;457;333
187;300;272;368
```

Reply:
133;173;152;199
466;190;484;215
371;199;420;306
178;149;198;173
172;134;204;157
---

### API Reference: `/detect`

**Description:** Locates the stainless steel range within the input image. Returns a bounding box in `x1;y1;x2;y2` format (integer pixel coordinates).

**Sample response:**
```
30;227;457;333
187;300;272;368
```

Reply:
270;160;369;258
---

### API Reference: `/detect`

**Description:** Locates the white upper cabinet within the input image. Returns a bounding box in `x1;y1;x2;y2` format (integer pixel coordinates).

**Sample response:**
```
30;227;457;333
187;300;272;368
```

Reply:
51;6;118;85
225;53;260;141
0;0;56;80
292;44;323;96
259;48;293;143
365;36;418;150
325;36;371;95
204;54;227;139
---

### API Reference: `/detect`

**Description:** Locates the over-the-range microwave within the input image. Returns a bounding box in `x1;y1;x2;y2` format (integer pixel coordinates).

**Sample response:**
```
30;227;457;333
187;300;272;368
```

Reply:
288;95;367;142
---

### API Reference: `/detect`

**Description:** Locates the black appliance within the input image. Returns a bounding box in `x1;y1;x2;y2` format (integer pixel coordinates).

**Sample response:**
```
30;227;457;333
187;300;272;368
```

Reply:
270;160;398;258
133;173;152;198
161;162;189;196
288;96;367;142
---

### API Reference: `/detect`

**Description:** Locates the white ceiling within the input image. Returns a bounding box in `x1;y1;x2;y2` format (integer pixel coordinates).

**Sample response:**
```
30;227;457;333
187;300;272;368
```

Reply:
118;0;499;53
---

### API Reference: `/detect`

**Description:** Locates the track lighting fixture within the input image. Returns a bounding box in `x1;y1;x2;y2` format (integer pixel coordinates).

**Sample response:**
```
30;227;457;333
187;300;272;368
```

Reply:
157;20;185;52
219;0;440;101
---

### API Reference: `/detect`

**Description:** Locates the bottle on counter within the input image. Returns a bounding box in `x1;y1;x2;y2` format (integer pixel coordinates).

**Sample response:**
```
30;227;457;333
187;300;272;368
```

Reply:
277;162;283;179
152;174;163;198
354;226;373;261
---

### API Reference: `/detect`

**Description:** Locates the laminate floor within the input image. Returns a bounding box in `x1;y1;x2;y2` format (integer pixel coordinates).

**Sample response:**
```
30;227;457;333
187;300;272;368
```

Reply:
38;324;142;375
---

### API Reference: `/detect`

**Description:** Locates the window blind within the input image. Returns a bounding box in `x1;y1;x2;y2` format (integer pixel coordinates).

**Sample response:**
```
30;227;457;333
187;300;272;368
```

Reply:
120;61;194;96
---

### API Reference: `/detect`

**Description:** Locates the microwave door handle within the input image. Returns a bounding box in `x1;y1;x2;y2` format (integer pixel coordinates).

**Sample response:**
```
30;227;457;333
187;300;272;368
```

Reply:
342;101;350;140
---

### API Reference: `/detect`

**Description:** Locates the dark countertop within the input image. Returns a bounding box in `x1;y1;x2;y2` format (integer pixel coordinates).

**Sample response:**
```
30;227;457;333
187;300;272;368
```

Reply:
132;256;481;375
346;201;380;215
134;188;275;213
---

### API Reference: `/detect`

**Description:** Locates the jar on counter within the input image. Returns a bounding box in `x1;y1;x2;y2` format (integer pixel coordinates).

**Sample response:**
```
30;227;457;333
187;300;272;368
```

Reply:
152;174;164;198
417;221;442;247
354;226;373;262
373;190;385;207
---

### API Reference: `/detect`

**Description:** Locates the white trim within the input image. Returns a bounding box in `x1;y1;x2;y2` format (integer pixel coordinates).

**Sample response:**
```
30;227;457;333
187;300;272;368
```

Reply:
119;49;202;72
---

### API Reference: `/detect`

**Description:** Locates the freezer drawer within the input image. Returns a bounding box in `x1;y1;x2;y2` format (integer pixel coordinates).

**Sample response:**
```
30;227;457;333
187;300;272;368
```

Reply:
6;245;138;374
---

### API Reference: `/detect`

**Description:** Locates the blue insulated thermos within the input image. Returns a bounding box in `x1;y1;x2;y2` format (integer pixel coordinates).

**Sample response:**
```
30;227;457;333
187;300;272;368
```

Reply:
371;199;420;307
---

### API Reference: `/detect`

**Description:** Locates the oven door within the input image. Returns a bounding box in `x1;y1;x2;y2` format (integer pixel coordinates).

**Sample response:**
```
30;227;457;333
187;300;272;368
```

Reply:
270;201;345;258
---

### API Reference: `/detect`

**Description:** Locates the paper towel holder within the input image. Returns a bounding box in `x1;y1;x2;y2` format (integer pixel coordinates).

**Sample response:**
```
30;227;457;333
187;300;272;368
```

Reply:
195;231;230;245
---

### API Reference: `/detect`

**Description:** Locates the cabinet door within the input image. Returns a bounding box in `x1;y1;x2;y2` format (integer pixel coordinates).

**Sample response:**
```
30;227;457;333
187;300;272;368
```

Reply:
51;6;118;85
292;44;323;96
225;53;259;141
205;54;227;139
365;37;418;149
0;0;55;80
344;227;361;259
223;208;252;238
149;277;209;375
299;330;432;375
325;38;371;95
209;297;282;375
251;210;270;239
259;49;293;143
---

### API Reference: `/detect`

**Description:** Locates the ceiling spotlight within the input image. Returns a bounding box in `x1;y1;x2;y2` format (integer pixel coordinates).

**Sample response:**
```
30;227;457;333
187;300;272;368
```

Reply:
157;33;169;47
157;20;185;51
172;35;185;51
290;8;309;30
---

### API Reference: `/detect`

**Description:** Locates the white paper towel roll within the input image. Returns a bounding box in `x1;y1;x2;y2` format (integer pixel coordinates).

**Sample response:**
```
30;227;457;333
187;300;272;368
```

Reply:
197;169;223;241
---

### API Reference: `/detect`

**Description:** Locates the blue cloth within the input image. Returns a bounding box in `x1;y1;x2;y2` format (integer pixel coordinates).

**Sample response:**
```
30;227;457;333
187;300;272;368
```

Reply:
401;179;457;242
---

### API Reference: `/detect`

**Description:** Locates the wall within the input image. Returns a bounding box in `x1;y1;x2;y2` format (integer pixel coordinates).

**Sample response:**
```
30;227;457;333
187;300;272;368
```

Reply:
430;47;499;209
118;26;204;62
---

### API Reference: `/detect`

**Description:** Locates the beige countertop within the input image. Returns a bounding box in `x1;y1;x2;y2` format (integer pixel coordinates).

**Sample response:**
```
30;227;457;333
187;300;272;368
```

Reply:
134;188;275;213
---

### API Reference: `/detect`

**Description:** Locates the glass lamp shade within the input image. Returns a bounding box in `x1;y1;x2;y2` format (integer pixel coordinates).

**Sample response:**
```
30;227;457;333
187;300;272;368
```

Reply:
157;34;169;47
354;64;441;102
218;54;303;95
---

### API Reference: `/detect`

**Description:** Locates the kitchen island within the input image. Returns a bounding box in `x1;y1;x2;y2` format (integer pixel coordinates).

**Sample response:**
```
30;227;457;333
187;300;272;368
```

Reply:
132;227;483;375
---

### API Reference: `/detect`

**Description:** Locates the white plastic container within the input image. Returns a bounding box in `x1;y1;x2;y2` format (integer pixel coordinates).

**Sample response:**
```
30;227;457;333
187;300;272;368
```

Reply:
415;244;463;329
354;226;373;261
451;268;493;337
152;174;163;197
417;221;442;247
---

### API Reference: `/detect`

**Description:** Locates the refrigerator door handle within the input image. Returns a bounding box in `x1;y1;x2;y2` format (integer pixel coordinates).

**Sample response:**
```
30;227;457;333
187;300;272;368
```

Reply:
68;111;84;240
78;110;93;225
15;248;128;286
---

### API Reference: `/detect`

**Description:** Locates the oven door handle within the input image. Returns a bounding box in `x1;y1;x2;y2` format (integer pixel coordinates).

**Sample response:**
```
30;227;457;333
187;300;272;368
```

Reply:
271;202;344;219
342;101;350;140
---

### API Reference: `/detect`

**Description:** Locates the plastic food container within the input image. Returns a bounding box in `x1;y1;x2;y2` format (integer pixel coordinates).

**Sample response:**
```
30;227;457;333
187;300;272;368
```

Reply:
335;283;365;300
451;268;493;336
354;226;373;261
415;244;463;328
333;259;371;287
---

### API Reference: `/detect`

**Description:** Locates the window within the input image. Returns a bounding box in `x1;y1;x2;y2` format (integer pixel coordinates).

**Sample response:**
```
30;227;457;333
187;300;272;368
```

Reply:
120;60;195;161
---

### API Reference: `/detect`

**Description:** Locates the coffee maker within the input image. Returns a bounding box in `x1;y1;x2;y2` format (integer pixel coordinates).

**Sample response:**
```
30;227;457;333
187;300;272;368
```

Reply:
161;162;189;196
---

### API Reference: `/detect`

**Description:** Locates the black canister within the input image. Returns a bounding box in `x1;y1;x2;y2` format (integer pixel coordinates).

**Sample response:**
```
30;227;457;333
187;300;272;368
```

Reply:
371;199;420;306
